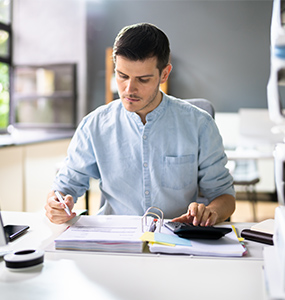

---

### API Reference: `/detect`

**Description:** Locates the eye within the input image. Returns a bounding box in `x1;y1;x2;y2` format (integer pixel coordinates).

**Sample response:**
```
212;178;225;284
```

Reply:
139;78;150;83
117;72;128;80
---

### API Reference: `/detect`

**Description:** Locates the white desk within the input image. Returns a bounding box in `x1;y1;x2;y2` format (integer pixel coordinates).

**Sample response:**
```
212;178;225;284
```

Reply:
0;211;269;300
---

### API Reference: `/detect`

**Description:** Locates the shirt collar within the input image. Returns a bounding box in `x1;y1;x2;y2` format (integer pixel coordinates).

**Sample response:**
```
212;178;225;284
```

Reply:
124;92;168;124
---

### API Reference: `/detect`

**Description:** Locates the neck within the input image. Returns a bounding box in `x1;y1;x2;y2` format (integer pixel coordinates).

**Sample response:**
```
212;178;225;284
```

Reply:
137;91;163;125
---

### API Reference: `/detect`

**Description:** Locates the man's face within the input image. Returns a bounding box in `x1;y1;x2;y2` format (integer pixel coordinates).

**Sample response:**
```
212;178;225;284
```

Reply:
115;55;166;122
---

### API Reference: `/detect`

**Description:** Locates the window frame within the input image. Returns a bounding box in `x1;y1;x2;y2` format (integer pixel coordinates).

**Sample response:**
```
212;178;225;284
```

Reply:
0;22;12;64
0;1;12;133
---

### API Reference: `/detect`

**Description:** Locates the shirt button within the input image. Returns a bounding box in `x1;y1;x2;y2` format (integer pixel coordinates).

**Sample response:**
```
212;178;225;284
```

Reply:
143;163;148;168
143;135;147;140
145;190;150;195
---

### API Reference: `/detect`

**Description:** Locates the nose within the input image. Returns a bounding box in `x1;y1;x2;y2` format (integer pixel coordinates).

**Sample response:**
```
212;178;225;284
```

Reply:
125;79;137;93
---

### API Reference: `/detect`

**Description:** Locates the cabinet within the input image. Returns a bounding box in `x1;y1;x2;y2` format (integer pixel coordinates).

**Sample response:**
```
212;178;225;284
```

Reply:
0;139;71;212
0;146;24;211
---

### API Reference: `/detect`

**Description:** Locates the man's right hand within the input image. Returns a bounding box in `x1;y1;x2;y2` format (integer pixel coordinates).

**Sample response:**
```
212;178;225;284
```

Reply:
45;191;76;224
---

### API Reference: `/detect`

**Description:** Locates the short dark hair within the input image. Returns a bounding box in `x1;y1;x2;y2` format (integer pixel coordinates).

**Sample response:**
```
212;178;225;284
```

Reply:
113;23;170;74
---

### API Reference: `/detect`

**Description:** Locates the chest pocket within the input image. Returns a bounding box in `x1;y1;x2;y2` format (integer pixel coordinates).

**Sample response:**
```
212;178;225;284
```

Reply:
161;155;196;190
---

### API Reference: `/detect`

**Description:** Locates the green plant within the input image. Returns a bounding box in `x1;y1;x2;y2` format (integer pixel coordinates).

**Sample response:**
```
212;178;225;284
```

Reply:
0;62;9;129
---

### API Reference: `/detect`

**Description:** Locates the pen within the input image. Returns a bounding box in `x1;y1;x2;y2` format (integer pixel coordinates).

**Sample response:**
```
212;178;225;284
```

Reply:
54;190;71;216
149;218;157;232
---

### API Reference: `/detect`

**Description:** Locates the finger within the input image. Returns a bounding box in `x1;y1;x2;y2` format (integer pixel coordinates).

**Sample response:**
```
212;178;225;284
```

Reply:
172;213;194;224
46;194;56;206
172;203;200;224
205;211;218;227
53;193;73;213
189;202;199;218
199;208;211;226
64;194;75;211
192;204;206;226
45;206;75;224
48;195;65;210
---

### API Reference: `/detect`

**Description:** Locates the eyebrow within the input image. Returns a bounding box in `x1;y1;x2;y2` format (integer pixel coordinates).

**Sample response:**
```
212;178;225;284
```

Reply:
116;70;154;79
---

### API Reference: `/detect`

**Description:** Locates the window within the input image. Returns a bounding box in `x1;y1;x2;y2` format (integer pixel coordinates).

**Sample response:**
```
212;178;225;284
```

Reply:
11;64;77;129
0;3;77;132
0;0;11;132
0;62;9;128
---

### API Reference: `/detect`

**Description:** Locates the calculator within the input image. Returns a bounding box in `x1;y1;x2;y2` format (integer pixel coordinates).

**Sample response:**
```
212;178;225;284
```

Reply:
164;222;232;240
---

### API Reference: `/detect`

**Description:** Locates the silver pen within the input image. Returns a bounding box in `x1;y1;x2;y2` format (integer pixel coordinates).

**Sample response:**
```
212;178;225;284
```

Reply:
54;190;71;216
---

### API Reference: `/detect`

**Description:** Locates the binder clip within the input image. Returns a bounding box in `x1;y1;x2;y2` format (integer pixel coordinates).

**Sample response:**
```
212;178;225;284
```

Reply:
141;206;164;233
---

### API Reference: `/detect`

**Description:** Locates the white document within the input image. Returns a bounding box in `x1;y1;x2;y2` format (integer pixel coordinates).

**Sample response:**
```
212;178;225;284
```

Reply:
148;225;246;257
55;215;145;253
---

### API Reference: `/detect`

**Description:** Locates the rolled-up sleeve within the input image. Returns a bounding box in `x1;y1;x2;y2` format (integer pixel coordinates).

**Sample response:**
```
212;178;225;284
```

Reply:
198;116;235;201
52;115;100;201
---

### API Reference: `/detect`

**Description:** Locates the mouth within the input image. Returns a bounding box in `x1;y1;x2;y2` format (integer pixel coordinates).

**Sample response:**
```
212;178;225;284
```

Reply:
124;95;141;102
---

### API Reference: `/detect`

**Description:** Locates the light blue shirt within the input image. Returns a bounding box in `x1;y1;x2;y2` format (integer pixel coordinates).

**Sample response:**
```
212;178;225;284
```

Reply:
53;93;235;219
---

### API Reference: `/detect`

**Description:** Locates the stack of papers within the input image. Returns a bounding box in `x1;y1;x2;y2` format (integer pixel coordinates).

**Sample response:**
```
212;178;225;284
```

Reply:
55;215;145;253
144;225;246;257
55;215;245;257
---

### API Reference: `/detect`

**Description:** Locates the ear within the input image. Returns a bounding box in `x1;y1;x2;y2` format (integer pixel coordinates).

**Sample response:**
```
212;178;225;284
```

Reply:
160;64;172;84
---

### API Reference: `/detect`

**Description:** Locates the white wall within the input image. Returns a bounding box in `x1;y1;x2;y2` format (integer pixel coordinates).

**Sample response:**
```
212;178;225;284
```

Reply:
12;0;87;122
86;0;272;113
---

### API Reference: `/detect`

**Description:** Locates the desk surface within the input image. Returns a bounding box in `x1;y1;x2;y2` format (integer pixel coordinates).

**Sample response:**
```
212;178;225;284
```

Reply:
0;129;74;148
0;211;268;300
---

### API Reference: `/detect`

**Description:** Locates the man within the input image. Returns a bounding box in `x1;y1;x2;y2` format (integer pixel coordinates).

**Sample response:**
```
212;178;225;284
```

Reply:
45;23;235;225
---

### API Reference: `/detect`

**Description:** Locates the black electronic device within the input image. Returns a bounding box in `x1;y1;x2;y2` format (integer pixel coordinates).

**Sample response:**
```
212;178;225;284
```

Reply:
164;221;232;240
4;225;30;241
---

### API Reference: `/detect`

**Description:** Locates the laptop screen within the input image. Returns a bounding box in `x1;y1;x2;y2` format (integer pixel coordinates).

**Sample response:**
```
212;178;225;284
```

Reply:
0;210;8;246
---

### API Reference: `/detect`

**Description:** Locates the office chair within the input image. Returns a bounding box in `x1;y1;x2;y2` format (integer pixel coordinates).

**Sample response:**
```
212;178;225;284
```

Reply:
184;98;215;119
231;159;260;222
